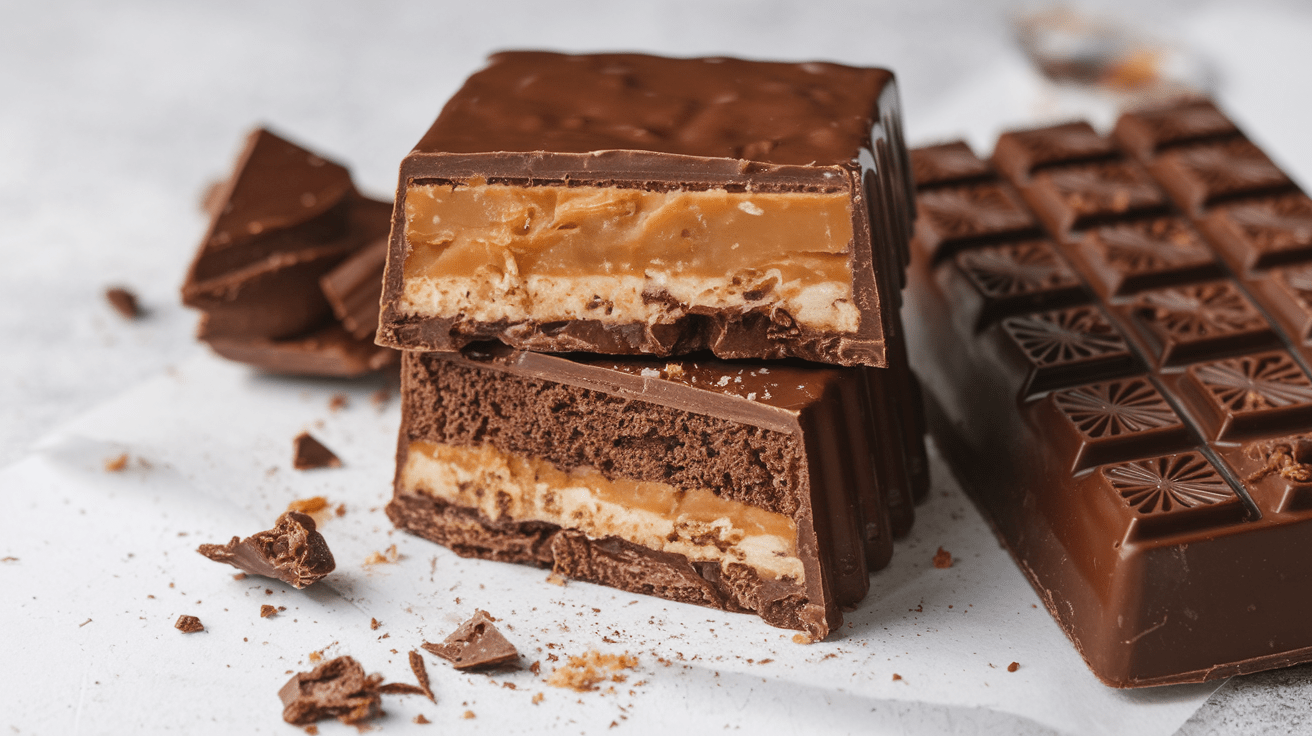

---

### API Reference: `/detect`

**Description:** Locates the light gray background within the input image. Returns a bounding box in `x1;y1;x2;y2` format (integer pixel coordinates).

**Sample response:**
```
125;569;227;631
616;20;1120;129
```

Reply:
1;1;1309;732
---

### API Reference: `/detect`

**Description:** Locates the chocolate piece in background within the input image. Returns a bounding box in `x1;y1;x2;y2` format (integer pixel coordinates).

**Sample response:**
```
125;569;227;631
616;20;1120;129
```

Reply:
388;344;916;640
292;432;342;470
181;128;396;377
104;287;141;319
377;51;916;369
904;101;1312;688
279;656;382;727
197;511;335;588
422;610;519;670
321;237;388;340
174;614;204;633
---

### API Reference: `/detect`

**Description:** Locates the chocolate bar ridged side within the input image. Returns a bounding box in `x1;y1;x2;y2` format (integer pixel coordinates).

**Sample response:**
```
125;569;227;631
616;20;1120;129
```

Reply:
385;348;891;640
904;104;1312;688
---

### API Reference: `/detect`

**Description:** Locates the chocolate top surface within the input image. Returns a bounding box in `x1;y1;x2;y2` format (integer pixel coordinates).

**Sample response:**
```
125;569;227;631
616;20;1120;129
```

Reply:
414;51;892;168
457;342;850;430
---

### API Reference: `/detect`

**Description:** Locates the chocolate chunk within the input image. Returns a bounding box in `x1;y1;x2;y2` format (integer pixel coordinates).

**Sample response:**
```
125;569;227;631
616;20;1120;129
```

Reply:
292;432;341;470
904;100;1312;687
197;511;335;588
386;344;922;640
181;128;396;376
422;610;519;670
376;52;916;368
409;650;435;702
175;615;204;633
260;604;277;618
279;656;382;726
105;287;141;319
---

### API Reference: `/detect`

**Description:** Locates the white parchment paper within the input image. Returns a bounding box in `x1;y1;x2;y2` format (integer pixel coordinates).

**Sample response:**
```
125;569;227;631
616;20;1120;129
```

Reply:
0;353;1219;735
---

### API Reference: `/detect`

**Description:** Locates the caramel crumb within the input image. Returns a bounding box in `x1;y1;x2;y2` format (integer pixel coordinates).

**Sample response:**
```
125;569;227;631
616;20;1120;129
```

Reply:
308;651;323;663
532;692;544;705
232;572;247;581
363;545;400;566
1008;661;1020;672
529;660;541;675
463;710;476;720
175;615;204;633
328;394;348;412
104;453;129;472
664;363;686;379
791;633;813;645
287;496;329;514
547;651;639;692
414;714;430;725
335;504;346;517
892;673;902;681
370;618;380;630
545;572;566;587
260;605;277;618
933;547;953;569
304;726;319;735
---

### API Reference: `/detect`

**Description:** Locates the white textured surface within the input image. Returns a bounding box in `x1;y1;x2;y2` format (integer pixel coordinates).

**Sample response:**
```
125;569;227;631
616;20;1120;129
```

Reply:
2;1;1311;733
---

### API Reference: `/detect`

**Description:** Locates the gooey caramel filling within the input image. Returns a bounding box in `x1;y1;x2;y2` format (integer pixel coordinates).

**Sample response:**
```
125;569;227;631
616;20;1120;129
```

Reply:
401;181;856;333
400;440;803;581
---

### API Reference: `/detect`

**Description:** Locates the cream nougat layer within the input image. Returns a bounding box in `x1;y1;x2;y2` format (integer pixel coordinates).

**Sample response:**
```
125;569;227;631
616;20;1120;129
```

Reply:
401;182;857;333
400;440;804;581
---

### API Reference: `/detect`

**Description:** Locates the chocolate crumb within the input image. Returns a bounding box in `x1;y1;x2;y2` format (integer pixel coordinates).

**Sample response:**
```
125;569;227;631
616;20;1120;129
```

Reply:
175;615;204;633
266;588;274;595
103;453;129;472
1008;661;1020;672
280;656;382;727
409;650;435;702
546;651;638;692
933;547;953;569
198;512;334;589
335;504;346;517
414;714;430;725
370;386;392;407
1;556;19;563
892;673;902;681
79;618;92;627
261;605;278;618
292;432;342;470
529;660;541;675
423;610;519;670
105;287;141;319
328;394;348;412
370;618;380;630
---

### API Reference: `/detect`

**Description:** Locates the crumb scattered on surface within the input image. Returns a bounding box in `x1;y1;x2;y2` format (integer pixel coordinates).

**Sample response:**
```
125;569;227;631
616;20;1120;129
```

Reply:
292;432;342;470
791;633;813;645
261;605;277;618
414;714;430;724
309;651;323;663
371;386;392;407
280;656;382;727
532;692;544;705
288;496;329;514
328;394;348;412
410;650;435;702
232;572;247;581
104;453;129;472
463;710;476;719
892;673;902;681
545;572;566;586
370;618;380;630
1008;661;1020;672
175;615;204;633
335;504;346;517
1;556;18;563
363;545;399;566
546;651;639;692
529;660;541;675
933;547;953;569
105;286;141;319
304;726;318;735
79;618;92;627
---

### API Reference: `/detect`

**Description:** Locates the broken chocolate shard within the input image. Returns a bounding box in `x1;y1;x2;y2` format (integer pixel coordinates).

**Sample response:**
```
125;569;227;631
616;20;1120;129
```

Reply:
260;604;277;618
376;682;426;696
181;128;396;376
409;650;435;702
105;287;141;319
377;51;916;368
197;511;335;588
422;610;519;670
293;432;342;470
175;615;204;633
279;656;383;726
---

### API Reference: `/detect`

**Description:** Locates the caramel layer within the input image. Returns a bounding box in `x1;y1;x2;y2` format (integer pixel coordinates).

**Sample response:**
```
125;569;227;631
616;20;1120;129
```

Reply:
401;182;856;333
400;440;803;581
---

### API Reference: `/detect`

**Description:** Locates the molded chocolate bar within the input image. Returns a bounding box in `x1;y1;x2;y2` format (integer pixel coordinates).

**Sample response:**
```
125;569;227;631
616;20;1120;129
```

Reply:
376;51;915;368
905;100;1312;687
182;128;396;376
386;344;916;640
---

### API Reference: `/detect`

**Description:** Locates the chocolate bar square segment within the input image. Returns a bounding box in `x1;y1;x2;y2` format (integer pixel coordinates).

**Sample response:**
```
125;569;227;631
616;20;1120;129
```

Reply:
386;345;902;640
1201;193;1312;274
1075;218;1221;296
992;121;1119;181
1123;281;1276;368
377;52;915;367
909;141;994;189
1022;161;1168;235
1112;99;1240;159
1149;139;1295;214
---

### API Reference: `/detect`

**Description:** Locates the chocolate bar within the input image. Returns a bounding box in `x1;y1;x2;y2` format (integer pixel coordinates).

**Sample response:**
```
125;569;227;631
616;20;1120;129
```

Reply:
385;344;914;640
904;100;1312;687
376;51;916;368
182;128;396;376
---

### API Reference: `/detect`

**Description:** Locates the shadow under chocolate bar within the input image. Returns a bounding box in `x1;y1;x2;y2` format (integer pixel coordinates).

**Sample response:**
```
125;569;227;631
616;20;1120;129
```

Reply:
386;344;920;640
375;51;916;369
905;99;1312;687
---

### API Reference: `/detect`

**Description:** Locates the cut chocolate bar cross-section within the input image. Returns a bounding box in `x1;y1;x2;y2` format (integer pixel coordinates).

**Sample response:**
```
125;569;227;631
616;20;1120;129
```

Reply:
386;344;913;640
376;51;915;367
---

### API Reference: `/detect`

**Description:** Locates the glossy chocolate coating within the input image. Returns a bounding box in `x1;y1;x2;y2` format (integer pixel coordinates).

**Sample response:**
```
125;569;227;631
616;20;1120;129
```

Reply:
905;101;1312;687
376;51;915;368
386;344;916;640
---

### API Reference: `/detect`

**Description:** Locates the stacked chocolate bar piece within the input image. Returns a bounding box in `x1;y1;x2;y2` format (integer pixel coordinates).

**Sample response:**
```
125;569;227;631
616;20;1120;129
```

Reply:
376;52;927;639
905;100;1312;685
182;129;396;376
